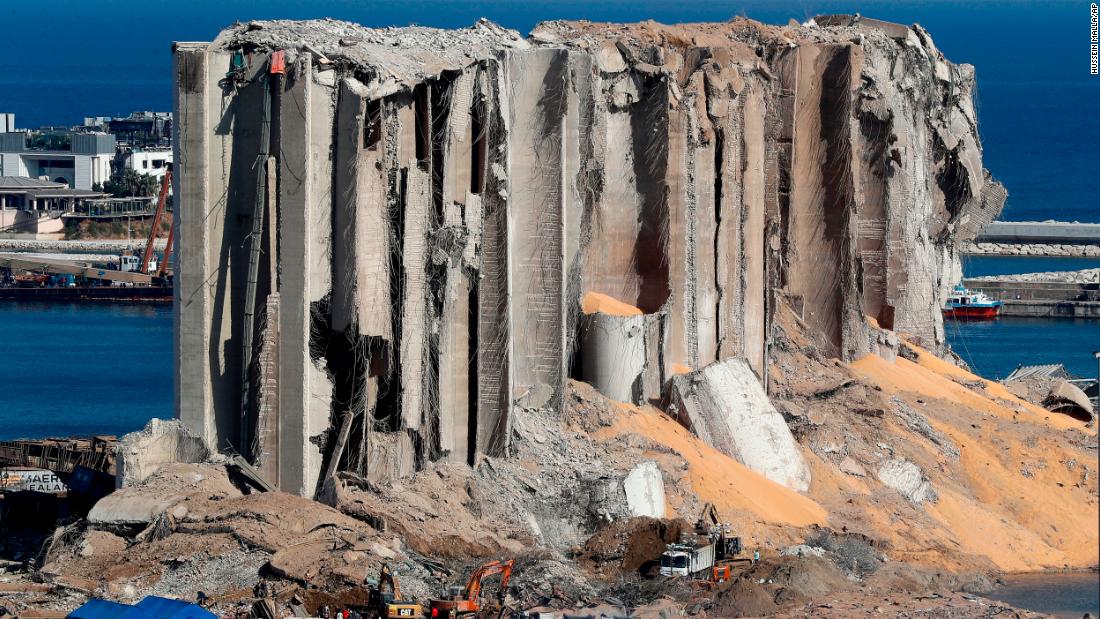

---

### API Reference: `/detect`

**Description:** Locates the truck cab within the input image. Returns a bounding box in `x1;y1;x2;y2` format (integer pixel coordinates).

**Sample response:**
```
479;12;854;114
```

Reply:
659;546;692;577
660;540;716;577
118;254;157;274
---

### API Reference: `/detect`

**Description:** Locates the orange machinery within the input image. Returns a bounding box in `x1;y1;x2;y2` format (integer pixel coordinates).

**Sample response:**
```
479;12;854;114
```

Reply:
139;166;173;279
428;559;514;618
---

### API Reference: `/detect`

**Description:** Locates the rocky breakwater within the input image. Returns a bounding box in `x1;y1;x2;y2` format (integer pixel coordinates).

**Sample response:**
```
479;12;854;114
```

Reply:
968;267;1099;285
965;221;1100;257
964;241;1100;257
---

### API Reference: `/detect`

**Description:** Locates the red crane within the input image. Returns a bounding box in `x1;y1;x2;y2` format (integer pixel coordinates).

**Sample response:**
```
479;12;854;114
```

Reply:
140;166;172;277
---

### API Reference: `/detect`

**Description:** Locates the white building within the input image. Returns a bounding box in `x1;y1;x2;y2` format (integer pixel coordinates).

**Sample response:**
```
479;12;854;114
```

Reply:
0;131;115;190
0;176;108;239
124;147;172;180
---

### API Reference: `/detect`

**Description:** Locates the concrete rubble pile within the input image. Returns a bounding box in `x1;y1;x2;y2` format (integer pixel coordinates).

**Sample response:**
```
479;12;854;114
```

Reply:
171;14;1003;499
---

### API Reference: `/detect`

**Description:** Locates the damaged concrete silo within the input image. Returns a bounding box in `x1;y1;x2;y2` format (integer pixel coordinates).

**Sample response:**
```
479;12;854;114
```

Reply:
172;16;1003;497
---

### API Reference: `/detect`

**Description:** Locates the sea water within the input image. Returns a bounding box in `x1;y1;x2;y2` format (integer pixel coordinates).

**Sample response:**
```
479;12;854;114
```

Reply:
0;303;172;440
987;572;1100;619
964;255;1100;278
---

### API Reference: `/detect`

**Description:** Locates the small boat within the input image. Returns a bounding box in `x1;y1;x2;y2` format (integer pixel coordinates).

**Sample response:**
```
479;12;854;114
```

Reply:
943;285;1001;319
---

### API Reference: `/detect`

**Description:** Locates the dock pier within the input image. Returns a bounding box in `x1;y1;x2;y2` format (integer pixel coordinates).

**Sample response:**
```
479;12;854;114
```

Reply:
965;221;1100;257
963;277;1100;318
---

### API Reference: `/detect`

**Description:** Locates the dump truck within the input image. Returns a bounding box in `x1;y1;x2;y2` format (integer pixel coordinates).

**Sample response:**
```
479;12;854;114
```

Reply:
660;503;742;578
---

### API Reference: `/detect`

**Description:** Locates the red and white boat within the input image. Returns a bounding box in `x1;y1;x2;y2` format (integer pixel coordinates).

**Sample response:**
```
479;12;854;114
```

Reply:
942;285;1002;319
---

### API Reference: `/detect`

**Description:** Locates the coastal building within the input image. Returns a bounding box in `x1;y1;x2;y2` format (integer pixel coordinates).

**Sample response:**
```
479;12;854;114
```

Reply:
123;147;173;180
107;111;172;147
0;113;14;133
0;131;115;190
0;176;107;238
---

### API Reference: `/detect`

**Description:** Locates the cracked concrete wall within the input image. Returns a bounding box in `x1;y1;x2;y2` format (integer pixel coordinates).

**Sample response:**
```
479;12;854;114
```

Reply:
277;54;335;497
174;15;1002;495
504;48;569;412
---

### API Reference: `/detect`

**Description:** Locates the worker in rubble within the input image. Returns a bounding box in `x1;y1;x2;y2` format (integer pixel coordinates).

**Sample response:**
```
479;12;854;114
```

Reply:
753;549;761;565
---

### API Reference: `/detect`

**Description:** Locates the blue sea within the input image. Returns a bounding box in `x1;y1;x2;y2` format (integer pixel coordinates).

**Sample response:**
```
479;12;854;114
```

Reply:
0;303;172;440
0;1;1096;439
989;572;1100;619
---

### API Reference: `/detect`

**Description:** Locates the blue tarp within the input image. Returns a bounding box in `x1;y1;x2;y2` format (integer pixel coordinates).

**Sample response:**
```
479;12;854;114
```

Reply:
134;596;217;619
67;599;153;619
68;596;216;619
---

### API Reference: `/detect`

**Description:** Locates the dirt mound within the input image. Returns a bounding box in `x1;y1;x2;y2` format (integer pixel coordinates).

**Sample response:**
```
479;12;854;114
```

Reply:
579;517;691;576
11;301;1095;617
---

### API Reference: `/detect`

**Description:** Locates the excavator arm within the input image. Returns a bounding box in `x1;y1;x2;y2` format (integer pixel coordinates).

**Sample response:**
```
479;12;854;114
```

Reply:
379;563;401;600
463;559;514;603
698;502;719;529
429;558;515;617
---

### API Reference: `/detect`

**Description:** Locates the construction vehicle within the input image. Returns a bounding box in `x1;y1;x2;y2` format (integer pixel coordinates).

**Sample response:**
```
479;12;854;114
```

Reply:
428;559;514;618
119;252;157;274
361;563;421;619
660;503;742;578
140;166;173;280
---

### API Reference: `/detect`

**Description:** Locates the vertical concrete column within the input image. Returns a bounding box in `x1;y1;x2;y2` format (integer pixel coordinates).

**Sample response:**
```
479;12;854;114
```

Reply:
277;54;335;497
438;70;477;463
563;53;596;356
741;87;768;379
715;77;745;362
441;68;475;210
172;43;215;445
332;79;366;336
174;46;247;450
666;75;719;371
400;165;430;431
503;49;569;412
692;79;719;368
787;44;852;357
438;259;472;463
666;103;694;371
476;59;512;456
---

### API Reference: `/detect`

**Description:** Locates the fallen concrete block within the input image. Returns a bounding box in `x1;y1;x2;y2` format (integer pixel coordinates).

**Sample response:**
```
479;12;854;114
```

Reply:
877;458;937;504
116;418;212;488
1044;379;1095;422
622;461;665;518
669;358;811;492
89;464;240;527
87;488;186;527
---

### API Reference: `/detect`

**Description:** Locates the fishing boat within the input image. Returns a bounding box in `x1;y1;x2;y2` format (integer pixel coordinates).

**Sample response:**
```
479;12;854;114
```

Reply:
943;285;1002;319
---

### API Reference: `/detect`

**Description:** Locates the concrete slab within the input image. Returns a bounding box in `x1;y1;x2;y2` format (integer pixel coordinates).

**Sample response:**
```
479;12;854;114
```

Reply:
669;358;811;491
622;461;666;518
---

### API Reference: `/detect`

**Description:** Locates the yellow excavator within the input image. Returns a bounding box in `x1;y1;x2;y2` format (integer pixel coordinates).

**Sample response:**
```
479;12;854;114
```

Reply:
363;563;422;618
